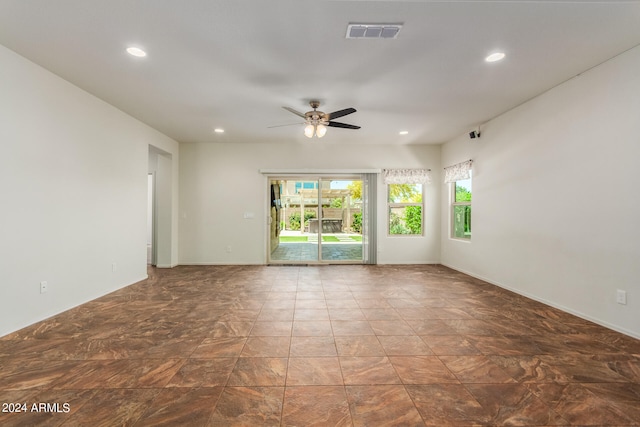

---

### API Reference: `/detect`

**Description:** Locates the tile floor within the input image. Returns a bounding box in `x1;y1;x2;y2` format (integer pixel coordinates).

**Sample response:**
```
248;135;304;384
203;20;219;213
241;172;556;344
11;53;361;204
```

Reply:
1;265;639;426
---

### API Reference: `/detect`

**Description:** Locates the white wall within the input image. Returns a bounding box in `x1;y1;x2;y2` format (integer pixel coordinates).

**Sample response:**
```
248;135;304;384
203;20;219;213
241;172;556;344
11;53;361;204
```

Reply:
441;46;640;338
0;45;179;337
179;142;440;265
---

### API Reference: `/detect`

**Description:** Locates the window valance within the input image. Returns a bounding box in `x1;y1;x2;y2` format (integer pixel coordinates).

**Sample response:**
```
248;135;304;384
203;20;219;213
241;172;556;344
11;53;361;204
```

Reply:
444;160;473;183
382;168;431;184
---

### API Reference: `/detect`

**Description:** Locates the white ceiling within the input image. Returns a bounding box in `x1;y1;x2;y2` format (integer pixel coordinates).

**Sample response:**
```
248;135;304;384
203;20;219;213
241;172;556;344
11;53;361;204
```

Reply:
1;0;640;145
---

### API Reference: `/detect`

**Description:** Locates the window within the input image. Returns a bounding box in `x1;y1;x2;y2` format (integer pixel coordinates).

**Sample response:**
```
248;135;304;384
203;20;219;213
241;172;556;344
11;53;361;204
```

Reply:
452;173;471;239
294;181;318;192
388;183;423;235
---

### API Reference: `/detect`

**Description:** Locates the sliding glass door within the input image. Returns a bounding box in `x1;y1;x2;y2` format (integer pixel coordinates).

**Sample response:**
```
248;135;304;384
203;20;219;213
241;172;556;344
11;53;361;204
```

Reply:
268;176;365;264
269;178;319;263
319;177;363;263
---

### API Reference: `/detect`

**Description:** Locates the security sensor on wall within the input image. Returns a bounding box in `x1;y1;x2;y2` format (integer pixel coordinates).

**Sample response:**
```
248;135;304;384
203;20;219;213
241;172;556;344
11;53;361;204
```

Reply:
469;128;481;139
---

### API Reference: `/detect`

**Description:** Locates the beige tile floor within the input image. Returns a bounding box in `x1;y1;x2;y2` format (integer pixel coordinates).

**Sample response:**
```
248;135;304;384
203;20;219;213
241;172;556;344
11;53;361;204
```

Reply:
1;264;639;426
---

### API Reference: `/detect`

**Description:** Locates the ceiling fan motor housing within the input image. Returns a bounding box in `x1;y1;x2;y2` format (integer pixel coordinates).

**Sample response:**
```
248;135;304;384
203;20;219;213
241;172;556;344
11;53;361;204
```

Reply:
305;102;327;125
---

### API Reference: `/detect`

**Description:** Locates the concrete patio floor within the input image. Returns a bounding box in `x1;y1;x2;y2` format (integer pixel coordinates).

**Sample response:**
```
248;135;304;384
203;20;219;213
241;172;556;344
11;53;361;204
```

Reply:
270;231;363;263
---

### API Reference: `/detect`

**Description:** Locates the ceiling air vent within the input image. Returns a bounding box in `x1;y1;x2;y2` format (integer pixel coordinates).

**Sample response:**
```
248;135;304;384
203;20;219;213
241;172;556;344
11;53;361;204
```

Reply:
346;23;402;39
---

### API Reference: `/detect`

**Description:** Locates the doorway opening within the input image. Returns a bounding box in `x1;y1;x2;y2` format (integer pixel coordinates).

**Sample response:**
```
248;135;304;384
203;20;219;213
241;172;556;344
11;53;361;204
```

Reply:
268;176;369;264
148;145;173;268
147;173;155;265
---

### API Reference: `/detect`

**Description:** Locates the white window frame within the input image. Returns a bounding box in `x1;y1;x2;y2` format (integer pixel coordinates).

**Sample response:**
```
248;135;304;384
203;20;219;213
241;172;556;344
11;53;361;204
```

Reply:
387;183;424;236
451;175;471;240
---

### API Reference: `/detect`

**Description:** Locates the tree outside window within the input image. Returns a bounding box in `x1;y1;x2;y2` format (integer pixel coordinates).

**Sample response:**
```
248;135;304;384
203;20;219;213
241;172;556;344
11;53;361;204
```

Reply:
388;184;423;235
452;175;471;239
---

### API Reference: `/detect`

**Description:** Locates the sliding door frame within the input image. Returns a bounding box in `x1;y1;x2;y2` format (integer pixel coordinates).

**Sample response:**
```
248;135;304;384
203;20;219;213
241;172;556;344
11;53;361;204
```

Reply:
265;172;376;265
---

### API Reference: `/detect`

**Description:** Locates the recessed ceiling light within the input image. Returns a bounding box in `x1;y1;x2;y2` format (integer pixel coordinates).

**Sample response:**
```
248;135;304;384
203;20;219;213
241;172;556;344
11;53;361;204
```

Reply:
214;128;225;133
126;47;147;57
485;52;505;63
399;131;409;135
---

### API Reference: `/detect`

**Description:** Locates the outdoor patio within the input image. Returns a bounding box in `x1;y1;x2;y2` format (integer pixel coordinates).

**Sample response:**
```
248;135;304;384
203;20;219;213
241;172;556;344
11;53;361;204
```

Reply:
270;231;363;263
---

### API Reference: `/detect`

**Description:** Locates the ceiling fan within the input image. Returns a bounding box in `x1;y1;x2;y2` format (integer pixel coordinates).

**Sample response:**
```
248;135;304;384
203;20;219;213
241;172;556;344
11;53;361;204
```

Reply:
277;100;360;138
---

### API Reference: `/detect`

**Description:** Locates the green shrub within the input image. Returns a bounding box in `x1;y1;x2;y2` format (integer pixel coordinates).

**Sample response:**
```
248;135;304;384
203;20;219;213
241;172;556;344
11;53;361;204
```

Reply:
352;212;362;233
405;206;422;234
289;212;301;230
289;210;316;230
390;212;410;234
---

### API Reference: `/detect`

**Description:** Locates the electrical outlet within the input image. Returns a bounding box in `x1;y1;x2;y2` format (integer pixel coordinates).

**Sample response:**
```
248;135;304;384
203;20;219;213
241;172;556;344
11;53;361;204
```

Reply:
112;263;117;273
616;289;627;305
226;246;232;253
40;281;48;294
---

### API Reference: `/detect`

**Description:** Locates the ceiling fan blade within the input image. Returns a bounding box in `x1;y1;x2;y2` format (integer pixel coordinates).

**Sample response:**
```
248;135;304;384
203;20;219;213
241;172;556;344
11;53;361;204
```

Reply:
267;122;303;128
282;106;306;118
327;121;360;130
327;108;356;120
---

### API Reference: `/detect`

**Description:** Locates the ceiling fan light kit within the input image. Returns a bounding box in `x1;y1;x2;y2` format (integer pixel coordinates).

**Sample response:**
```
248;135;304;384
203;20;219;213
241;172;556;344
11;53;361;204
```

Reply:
304;124;326;139
304;124;315;138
